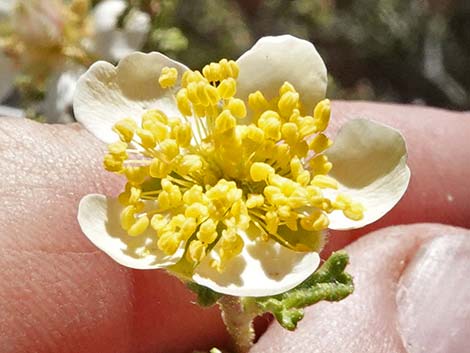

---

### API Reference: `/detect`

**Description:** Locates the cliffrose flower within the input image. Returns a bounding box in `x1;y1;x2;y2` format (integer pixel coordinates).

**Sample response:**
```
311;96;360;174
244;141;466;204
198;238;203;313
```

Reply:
74;35;410;297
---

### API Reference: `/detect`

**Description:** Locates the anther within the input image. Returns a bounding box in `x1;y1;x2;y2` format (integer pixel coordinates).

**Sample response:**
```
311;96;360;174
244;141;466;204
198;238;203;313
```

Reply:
113;118;137;143
248;90;269;112
158;67;178;88
250;162;275;182
313;99;331;132
218;78;237;99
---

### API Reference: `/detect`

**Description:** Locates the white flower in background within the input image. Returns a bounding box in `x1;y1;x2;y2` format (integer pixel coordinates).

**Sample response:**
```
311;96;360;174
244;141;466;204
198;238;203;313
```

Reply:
0;0;150;122
74;35;410;297
13;0;66;46
88;0;151;63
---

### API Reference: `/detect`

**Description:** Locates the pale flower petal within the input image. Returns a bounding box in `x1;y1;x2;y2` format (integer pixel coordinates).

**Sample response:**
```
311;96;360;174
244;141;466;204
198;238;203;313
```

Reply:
192;226;320;297
325;119;411;230
78;194;183;269
73;52;188;143
0;51;15;102
236;35;327;118
90;0;151;62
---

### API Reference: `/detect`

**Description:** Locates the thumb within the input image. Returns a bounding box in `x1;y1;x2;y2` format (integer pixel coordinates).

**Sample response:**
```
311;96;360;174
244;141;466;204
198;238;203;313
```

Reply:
252;223;470;353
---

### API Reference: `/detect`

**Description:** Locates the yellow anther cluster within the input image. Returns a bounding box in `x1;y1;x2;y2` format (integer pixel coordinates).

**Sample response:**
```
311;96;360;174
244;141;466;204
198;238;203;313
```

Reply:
202;59;239;83
333;194;365;221
159;67;178;88
104;59;364;273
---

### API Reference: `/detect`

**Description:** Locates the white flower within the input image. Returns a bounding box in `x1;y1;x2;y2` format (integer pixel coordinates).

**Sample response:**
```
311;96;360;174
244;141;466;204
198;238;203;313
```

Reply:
13;0;66;46
87;0;151;63
74;35;410;297
0;0;150;121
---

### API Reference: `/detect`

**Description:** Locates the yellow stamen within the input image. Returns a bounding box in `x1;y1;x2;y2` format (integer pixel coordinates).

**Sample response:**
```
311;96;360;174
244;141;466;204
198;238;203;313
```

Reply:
113;118;137;143
311;175;339;189
225;98;247;119
313;99;331;132
309;133;333;153
158;67;178;88
250;162;275;182
248;90;269;112
128;215;149;236
188;240;207;263
218;78;237;99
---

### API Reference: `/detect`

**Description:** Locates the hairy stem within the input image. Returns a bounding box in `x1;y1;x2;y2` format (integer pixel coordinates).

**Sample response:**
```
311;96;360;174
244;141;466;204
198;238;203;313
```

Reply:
218;296;256;353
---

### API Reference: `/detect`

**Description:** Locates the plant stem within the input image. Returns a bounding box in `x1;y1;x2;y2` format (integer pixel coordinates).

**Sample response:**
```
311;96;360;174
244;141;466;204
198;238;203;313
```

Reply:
218;296;256;353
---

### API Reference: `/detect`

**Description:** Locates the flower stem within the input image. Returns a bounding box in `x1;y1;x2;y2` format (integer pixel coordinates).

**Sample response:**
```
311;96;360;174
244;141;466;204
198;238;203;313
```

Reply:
218;295;256;353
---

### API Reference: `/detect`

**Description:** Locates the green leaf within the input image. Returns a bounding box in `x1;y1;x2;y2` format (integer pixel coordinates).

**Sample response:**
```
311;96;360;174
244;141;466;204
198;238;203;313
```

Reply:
247;251;354;330
187;282;222;307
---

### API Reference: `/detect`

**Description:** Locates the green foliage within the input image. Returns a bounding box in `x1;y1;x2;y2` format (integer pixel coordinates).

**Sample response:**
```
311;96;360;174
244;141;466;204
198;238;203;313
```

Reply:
251;0;470;109
145;0;470;109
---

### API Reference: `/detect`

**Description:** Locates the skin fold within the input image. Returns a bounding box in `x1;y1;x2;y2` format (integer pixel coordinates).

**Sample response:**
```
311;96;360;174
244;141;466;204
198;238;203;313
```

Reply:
0;101;469;353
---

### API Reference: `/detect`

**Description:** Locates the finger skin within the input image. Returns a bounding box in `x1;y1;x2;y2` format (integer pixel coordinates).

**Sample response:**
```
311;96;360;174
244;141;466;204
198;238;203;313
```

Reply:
0;101;468;352
324;101;470;255
0;118;229;353
252;223;470;353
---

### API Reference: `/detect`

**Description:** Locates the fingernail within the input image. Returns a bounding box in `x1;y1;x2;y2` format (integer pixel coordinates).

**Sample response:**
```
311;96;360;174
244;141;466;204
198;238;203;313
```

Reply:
396;234;470;353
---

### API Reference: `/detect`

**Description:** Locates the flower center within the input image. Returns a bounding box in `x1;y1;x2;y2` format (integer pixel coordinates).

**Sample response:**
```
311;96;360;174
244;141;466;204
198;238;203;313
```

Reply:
104;59;364;271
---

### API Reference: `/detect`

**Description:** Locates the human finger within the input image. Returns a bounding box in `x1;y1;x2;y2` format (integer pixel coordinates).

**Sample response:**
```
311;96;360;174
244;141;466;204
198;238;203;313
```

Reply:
252;223;470;353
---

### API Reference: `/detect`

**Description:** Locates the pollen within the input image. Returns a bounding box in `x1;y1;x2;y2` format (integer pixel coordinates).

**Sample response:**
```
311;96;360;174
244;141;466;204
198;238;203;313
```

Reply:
104;60;364;272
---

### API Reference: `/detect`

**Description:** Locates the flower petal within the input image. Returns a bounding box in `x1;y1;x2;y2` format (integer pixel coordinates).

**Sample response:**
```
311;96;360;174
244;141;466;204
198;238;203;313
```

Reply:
74;52;188;143
90;0;151;62
325;119;411;230
78;194;183;269
192;226;320;297
236;35;327;118
0;51;15;102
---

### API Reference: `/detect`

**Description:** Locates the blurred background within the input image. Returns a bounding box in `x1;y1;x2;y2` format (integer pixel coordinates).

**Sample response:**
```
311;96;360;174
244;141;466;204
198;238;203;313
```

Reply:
1;0;469;122
165;0;470;110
